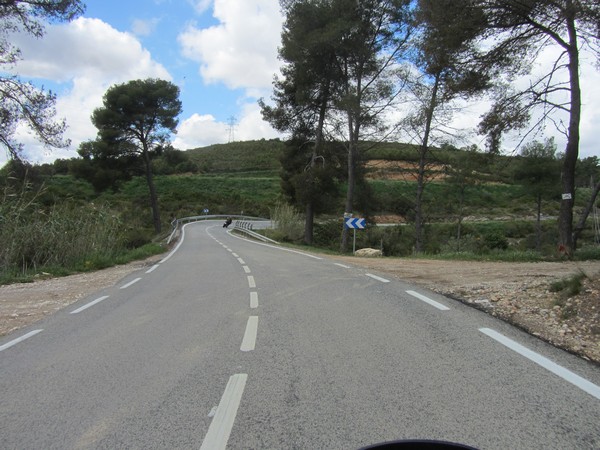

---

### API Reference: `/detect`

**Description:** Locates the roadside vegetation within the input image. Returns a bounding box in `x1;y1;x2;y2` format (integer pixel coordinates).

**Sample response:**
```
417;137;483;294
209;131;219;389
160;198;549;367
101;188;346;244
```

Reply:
4;138;599;285
2;2;599;284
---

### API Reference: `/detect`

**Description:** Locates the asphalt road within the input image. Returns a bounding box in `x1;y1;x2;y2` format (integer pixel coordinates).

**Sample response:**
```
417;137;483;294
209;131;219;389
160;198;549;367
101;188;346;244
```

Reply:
1;221;599;449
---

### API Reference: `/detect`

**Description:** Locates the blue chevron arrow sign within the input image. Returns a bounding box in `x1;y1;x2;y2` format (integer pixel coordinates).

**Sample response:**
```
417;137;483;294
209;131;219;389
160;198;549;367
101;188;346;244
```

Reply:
345;217;366;229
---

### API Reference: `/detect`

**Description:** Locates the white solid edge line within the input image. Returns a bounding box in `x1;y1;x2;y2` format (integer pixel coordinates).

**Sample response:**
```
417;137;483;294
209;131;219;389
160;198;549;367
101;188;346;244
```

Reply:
406;290;450;311
480;328;600;401
0;329;43;352
120;277;142;290
200;373;248;450
70;296;110;314
247;276;256;288
160;222;190;263
366;273;390;283
250;292;259;309
229;233;323;260
240;316;259;352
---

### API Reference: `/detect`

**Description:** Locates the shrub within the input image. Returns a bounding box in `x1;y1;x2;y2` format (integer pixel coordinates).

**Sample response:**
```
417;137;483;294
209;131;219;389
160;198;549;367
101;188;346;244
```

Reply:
1;186;126;278
550;271;586;298
270;202;304;242
481;230;509;251
313;220;343;250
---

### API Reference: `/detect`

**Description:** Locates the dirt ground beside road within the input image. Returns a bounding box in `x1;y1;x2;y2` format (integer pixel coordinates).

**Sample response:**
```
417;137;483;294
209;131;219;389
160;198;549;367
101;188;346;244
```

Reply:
1;254;599;364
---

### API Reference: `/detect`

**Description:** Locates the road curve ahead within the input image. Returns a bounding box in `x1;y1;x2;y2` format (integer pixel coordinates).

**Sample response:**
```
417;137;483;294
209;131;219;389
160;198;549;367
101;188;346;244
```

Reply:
1;221;599;449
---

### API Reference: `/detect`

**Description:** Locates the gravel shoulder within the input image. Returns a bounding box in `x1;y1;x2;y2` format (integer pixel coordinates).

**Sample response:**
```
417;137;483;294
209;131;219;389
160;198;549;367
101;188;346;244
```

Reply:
1;253;599;364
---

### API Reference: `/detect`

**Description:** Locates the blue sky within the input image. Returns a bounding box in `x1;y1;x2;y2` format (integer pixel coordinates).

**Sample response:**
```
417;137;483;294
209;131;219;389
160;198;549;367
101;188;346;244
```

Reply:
3;0;600;166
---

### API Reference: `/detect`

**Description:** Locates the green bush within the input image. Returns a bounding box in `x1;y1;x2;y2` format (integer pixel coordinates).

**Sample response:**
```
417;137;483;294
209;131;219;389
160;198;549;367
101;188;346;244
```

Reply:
270;203;304;242
0;190;126;279
363;225;414;256
313;220;343;250
550;271;586;298
481;230;509;251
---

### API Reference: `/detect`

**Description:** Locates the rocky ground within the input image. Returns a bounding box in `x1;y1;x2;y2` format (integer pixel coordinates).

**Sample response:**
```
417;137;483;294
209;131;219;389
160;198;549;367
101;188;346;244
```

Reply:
1;254;599;365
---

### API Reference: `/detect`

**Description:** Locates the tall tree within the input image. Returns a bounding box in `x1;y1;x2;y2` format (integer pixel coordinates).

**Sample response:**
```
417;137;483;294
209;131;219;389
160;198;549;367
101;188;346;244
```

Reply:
573;157;600;249
92;79;182;234
0;0;85;161
404;0;489;253
444;145;486;251
472;0;599;257
333;0;412;252
513;138;560;251
261;0;340;244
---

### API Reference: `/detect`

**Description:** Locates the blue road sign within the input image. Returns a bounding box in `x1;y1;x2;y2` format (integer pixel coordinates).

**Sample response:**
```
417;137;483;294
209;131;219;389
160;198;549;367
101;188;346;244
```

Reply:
345;217;366;229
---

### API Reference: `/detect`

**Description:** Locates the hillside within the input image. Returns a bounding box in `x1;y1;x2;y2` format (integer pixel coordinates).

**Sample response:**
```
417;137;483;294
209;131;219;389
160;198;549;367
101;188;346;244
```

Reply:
3;138;599;259
181;139;593;222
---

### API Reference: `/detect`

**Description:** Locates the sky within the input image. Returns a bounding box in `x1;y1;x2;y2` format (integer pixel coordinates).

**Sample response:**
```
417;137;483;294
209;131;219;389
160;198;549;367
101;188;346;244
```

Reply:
4;0;284;165
2;0;600;167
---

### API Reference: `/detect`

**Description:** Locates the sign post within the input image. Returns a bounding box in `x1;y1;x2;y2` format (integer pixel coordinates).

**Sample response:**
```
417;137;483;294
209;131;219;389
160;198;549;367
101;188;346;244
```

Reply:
344;217;366;253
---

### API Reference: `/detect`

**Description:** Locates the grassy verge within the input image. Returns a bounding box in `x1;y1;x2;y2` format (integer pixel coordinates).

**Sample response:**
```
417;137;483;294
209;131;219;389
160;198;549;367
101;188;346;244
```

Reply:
0;243;166;286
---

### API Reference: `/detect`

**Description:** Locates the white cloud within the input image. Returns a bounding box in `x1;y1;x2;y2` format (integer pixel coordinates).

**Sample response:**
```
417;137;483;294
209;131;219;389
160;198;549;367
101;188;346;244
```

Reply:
443;44;600;159
132;18;160;37
174;102;281;150
173;113;229;149
188;0;213;14
3;17;172;165
178;0;283;91
12;17;170;82
235;102;281;141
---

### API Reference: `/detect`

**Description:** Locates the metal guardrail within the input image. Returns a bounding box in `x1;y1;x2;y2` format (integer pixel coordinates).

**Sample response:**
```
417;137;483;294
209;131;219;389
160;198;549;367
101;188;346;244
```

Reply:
166;215;272;244
232;221;280;244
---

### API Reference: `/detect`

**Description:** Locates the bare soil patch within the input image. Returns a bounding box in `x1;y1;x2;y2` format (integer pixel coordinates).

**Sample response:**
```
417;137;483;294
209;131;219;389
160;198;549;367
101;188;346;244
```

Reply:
365;159;447;181
2;253;599;365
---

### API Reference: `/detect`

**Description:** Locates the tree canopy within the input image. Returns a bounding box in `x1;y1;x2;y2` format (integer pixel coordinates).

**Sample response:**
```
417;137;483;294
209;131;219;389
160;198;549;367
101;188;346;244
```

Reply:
91;78;182;233
0;0;85;160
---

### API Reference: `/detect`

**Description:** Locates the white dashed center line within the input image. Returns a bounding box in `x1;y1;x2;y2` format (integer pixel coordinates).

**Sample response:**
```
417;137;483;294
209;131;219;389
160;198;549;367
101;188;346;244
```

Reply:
250;292;259;309
200;374;248;450
240;316;259;352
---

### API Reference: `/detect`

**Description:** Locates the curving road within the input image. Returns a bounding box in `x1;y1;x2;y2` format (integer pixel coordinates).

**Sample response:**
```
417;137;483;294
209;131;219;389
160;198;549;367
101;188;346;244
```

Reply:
1;221;599;449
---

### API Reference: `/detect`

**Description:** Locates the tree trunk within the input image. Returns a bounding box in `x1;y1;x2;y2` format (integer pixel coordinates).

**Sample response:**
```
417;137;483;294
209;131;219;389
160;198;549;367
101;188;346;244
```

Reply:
572;178;600;250
304;90;328;245
304;201;314;245
456;185;465;252
557;13;581;258
142;145;161;234
341;136;356;253
536;192;542;252
415;73;440;253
